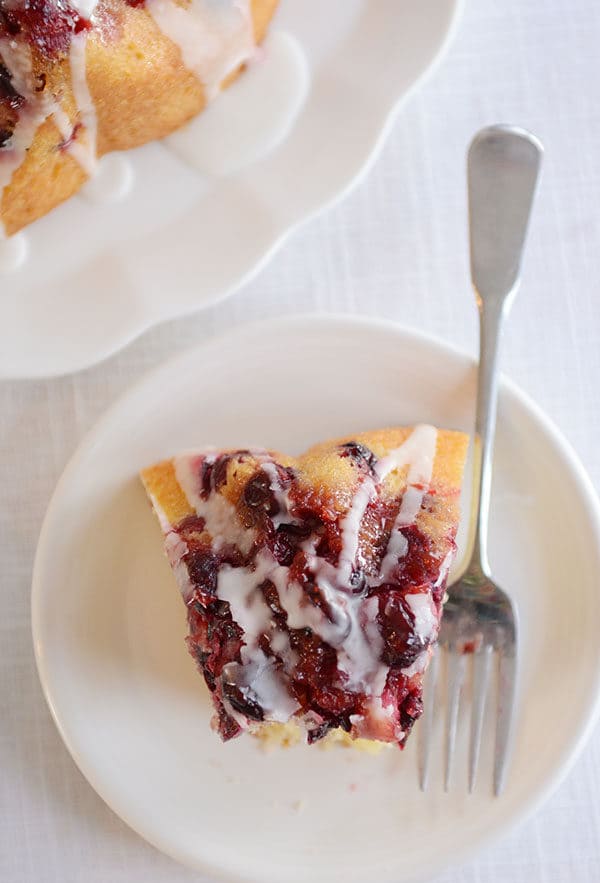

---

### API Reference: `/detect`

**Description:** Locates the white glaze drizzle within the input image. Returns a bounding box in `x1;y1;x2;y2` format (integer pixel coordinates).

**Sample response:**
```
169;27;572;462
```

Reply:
0;39;48;226
174;453;256;555
339;424;438;585
0;30;97;223
250;453;304;529
164;530;195;602
434;548;454;589
218;562;299;721
165;427;450;734
70;0;99;17
401;649;431;679
295;426;438;695
300;543;388;695
67;31;98;176
377;424;438;580
217;555;274;639
163;31;310;178
403;593;438;644
223;650;299;723
146;0;254;100
80;153;134;204
337;476;377;585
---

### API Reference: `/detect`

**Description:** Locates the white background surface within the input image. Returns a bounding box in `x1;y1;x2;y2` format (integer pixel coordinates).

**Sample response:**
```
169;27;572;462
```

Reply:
2;0;600;880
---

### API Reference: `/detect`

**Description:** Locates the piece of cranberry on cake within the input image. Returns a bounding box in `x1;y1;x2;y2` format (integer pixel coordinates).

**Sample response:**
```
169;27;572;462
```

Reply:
141;426;468;749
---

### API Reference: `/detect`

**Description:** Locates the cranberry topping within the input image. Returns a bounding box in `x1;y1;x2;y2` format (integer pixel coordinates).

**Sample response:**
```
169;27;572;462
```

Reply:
172;450;457;744
185;546;219;598
259;579;287;622
191;648;216;692
306;721;332;745
314;520;342;564
377;589;427;667
399;691;423;733
222;678;265;722
0;0;91;59
215;699;242;741
287;551;340;623
242;469;279;520
0;62;24;108
386;522;446;595
339;441;378;474
289;628;357;721
272;524;302;566
0;62;24;148
200;453;235;500
188;610;244;682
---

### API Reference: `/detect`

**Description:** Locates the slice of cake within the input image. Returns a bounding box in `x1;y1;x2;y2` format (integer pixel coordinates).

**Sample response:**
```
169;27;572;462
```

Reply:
141;426;468;748
0;0;278;235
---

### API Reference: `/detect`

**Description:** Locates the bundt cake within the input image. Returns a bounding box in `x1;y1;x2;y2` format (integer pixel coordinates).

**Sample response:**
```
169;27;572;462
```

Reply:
141;426;468;749
0;0;279;235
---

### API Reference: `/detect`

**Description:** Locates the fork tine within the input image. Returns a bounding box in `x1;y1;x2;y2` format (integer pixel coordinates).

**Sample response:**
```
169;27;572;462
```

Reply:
494;648;518;795
444;651;467;791
468;644;493;792
418;647;440;791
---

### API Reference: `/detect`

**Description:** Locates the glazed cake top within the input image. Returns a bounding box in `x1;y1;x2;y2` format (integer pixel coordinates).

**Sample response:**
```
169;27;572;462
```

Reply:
142;426;468;745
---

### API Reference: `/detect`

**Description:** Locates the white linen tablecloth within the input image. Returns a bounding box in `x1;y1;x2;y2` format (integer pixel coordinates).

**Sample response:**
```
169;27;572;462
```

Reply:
2;1;600;880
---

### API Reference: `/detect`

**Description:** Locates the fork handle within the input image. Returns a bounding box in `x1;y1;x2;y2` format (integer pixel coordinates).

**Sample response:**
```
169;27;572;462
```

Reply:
464;126;543;578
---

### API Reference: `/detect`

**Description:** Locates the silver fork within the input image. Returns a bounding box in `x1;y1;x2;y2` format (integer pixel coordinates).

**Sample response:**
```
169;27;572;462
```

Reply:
419;125;543;796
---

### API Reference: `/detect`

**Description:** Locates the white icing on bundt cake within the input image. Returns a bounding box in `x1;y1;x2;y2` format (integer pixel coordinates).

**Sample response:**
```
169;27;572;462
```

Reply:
0;0;278;235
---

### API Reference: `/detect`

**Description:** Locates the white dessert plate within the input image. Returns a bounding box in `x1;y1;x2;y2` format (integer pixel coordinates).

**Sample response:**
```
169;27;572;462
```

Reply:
32;316;600;883
0;0;462;380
